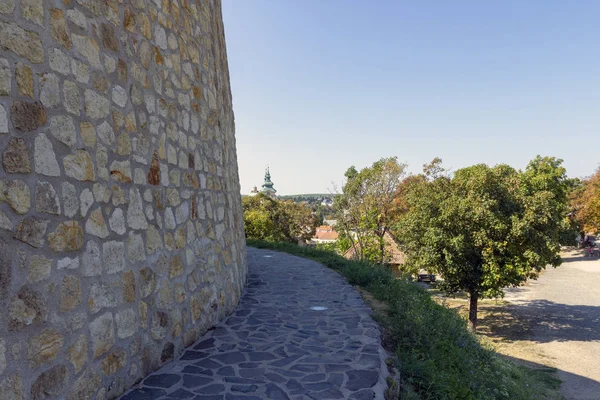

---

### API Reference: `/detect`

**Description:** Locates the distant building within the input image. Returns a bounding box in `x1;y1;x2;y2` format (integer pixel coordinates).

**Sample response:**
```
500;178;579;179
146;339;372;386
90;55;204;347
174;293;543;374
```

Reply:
323;219;337;226
249;186;259;196
261;167;277;198
311;225;339;244
321;198;333;207
343;230;406;276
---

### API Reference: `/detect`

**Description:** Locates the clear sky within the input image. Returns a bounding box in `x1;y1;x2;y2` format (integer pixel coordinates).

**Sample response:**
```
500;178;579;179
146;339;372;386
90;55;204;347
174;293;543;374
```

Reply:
222;1;600;195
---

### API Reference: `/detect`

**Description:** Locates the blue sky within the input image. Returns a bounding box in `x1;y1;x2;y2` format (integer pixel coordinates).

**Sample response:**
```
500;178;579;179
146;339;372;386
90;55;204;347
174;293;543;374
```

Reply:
222;1;600;195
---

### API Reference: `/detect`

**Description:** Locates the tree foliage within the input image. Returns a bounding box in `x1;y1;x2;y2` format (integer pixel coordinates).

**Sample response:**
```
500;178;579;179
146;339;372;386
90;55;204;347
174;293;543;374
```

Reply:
397;156;570;329
570;167;600;235
242;193;318;243
334;157;407;263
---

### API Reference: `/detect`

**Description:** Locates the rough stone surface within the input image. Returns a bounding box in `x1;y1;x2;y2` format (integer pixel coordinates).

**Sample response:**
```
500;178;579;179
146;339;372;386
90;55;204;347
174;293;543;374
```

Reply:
84;89;109;119
15;217;48;248
48;221;83;252
34;133;60;177
80;188;93;217
82;240;101;277
62;182;78;218
27;328;64;368
35;181;60;215
0;105;7;133
88;283;117;314
90;312;115;359
120;249;388;399
85;208;109;238
0;21;44;63
28;255;51;283
49;48;71;75
50;115;77;147
11;101;47;132
63;150;95;181
5;179;31;214
0;374;24;400
103;240;125;274
21;0;44;26
0;210;12;231
3;138;31;174
0;57;9;96
16;62;34;97
0;2;247;399
8;285;46;331
39;73;60;108
66;335;87;374
31;365;67;400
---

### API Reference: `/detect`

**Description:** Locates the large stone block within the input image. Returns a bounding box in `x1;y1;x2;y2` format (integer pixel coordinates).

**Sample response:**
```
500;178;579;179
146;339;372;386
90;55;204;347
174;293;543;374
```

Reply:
3;138;31;174
90;312;115;358
49;222;83;252
0;22;44;63
11;101;46;132
66;335;87;374
30;365;67;400
35;182;60;215
27;329;64;368
9;285;46;330
59;275;82;312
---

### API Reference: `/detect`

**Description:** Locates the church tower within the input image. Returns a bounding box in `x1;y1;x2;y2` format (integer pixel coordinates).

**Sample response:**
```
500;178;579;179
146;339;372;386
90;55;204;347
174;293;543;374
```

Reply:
261;167;277;198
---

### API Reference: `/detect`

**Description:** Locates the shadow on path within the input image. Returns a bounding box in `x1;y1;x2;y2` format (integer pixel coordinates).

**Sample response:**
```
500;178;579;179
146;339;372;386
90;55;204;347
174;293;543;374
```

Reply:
482;300;600;343
501;355;600;400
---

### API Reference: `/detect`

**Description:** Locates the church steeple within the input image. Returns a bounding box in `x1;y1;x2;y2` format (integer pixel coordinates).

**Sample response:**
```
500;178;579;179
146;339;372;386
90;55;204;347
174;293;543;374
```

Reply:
261;167;277;197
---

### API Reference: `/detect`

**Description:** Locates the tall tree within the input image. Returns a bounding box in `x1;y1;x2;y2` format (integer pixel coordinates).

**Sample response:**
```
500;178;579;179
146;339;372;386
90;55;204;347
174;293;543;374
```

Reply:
334;157;407;263
570;167;600;236
398;157;569;329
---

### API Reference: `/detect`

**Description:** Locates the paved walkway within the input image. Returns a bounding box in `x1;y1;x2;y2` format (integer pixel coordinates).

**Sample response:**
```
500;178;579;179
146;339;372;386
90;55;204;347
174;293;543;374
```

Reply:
121;247;389;400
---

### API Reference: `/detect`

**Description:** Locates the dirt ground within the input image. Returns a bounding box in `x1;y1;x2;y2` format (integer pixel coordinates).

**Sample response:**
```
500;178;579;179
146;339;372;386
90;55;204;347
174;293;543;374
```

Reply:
431;249;600;400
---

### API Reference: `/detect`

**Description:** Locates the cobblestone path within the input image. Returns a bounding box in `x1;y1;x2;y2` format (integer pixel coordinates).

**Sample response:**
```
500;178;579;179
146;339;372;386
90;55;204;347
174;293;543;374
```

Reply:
121;247;389;400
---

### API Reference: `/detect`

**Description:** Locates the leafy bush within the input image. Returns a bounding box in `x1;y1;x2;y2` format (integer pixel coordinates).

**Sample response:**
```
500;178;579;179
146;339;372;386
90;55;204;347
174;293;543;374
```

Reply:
247;239;561;400
242;193;318;243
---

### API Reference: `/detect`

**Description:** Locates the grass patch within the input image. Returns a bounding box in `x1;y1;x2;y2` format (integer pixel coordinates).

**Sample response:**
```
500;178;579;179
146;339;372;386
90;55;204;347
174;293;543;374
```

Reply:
247;239;562;400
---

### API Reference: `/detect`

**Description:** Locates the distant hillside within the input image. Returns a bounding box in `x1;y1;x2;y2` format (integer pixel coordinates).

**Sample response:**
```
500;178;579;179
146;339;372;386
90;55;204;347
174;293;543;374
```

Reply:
278;194;333;201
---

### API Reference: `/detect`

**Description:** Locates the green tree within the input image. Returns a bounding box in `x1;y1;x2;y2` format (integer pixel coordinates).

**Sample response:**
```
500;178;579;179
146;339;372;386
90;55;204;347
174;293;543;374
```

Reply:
570;167;600;237
398;157;570;329
242;194;318;243
334;157;407;263
279;199;319;242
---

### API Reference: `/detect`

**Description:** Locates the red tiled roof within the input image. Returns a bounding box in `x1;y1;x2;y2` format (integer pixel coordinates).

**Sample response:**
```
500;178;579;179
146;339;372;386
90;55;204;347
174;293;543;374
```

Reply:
315;231;339;241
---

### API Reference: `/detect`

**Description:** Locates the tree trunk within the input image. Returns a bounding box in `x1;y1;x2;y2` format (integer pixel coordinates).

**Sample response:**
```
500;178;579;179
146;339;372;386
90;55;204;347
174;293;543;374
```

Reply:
468;293;478;331
378;230;385;264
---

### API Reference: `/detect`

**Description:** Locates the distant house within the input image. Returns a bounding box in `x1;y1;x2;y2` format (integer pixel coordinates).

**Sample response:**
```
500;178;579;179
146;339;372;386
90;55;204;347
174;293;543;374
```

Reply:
311;225;339;244
321;198;333;207
343;230;406;276
248;186;259;196
323;219;337;227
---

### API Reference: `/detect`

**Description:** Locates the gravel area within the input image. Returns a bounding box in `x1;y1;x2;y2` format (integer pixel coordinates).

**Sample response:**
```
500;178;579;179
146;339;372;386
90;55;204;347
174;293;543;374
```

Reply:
504;249;600;400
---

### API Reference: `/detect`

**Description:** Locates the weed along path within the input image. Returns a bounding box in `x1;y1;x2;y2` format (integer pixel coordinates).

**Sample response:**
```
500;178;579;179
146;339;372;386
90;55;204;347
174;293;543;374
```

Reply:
121;248;389;400
501;249;600;400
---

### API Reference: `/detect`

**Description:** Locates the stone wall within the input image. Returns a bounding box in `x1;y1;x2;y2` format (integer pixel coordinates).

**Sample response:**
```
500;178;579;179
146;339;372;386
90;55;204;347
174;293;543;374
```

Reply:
0;0;247;398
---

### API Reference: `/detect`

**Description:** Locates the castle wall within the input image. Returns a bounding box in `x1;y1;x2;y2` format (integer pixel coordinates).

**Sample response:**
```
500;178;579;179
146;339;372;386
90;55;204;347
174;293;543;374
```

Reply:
0;0;247;398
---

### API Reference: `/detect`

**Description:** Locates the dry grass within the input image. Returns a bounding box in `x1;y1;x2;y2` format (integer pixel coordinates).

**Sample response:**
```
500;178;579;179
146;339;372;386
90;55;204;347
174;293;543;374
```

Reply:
430;291;557;370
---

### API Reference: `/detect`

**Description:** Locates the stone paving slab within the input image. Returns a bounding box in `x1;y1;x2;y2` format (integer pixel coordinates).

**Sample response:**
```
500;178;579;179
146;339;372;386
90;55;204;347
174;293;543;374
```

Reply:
120;247;389;400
